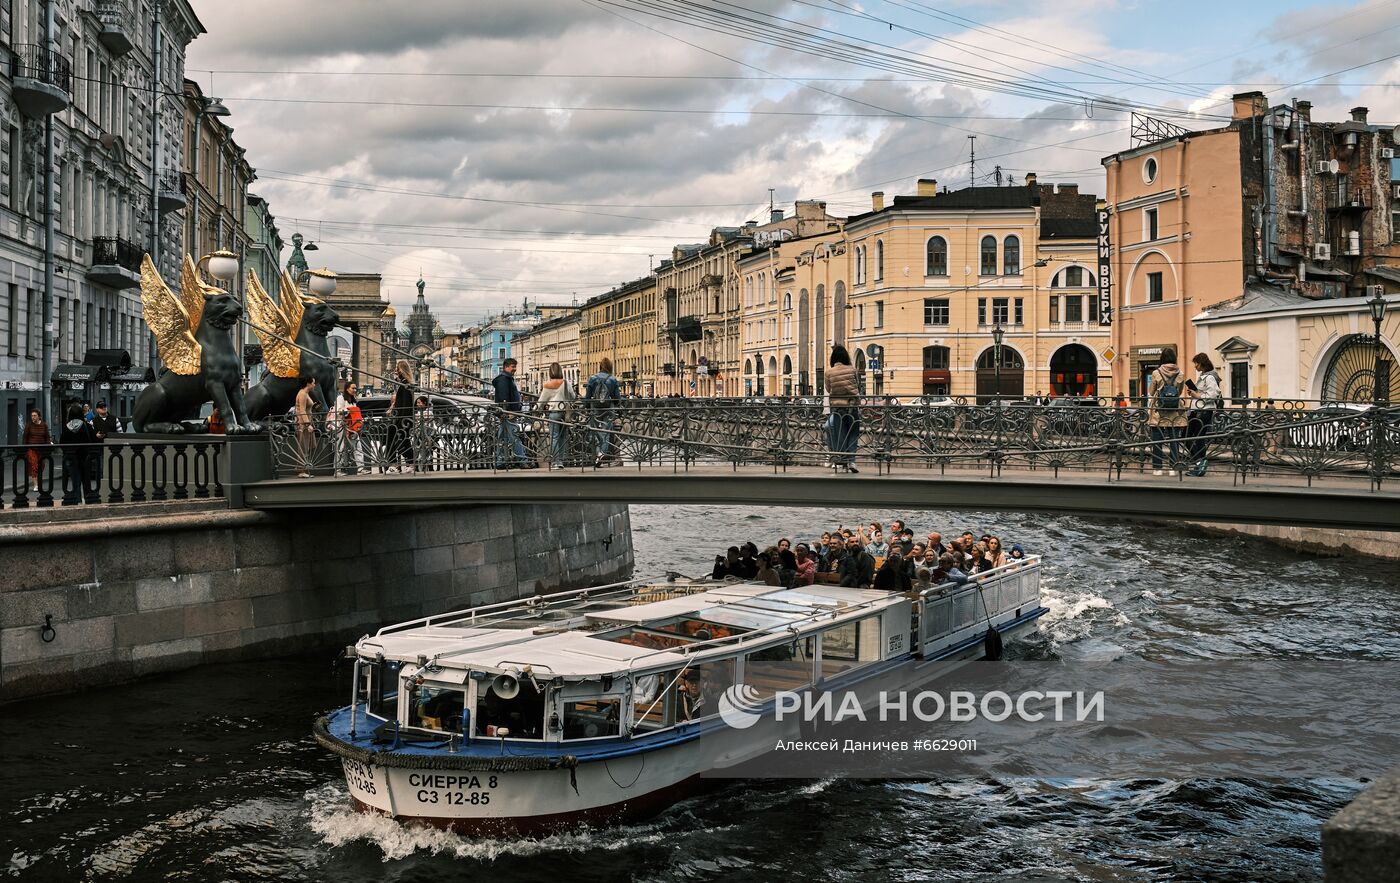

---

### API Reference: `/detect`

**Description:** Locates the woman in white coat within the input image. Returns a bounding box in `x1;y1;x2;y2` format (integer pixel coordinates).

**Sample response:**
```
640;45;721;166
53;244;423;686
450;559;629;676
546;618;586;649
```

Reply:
1186;352;1223;476
534;362;575;469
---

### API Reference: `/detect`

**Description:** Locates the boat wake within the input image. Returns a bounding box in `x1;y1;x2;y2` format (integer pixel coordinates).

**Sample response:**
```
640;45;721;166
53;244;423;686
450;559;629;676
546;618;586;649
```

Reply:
1037;581;1127;648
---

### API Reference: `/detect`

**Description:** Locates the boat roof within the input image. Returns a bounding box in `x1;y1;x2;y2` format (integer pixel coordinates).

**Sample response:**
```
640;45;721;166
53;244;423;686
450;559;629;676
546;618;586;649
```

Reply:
358;580;898;678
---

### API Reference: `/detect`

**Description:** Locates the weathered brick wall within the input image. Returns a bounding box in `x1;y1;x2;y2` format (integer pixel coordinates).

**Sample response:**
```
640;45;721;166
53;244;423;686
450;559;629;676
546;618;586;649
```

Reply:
0;501;633;700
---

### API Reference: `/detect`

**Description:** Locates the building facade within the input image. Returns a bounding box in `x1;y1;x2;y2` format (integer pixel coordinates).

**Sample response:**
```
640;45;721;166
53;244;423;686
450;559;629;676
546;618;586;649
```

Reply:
580;277;656;396
242;192;281;294
738;179;1102;399
181;78;252;272
656;201;841;397
515;311;581;395
0;0;204;440
1102;93;1400;400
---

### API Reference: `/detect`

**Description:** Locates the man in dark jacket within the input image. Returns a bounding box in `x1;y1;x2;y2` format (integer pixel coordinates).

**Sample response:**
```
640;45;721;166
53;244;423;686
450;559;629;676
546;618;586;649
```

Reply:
492;358;531;467
59;403;99;504
89;400;121;485
838;534;875;588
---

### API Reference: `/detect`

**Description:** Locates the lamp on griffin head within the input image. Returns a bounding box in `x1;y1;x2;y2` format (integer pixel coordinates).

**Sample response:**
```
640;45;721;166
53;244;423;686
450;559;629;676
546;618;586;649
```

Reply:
199;249;240;285
299;267;338;298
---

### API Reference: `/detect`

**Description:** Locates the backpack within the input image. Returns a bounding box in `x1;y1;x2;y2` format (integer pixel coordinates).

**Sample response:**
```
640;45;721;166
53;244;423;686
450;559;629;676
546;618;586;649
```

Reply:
1155;371;1181;410
346;404;364;433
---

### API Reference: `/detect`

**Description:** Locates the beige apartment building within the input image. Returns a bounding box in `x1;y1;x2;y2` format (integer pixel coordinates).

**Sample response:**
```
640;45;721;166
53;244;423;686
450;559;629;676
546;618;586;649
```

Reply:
515;312;582;396
581;277;657;395
738;179;1102;399
1103;93;1399;402
656;201;841;396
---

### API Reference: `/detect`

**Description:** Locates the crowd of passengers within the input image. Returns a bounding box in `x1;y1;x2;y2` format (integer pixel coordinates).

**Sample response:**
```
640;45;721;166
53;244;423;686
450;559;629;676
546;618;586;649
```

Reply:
710;519;1028;592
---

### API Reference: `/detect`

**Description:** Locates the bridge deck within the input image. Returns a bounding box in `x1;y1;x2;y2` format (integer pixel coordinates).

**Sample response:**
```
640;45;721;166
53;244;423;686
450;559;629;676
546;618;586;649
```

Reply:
242;464;1400;532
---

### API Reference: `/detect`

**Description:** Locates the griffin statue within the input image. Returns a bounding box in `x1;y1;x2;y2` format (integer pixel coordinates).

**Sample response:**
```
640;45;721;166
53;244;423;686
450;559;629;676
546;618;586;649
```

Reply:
243;268;341;419
131;254;258;434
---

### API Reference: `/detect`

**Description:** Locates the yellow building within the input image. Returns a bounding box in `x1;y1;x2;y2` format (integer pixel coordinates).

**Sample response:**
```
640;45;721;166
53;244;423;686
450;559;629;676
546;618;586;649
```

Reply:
516;312;582;396
738;179;1104;399
580;277;657;395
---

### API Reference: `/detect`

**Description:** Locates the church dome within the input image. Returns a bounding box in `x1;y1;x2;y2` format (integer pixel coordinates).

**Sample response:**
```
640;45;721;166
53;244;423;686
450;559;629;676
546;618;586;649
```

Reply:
381;304;396;318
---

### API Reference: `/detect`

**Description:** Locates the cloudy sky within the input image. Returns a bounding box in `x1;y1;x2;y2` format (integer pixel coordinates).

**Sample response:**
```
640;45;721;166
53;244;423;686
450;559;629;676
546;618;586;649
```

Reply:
184;0;1400;327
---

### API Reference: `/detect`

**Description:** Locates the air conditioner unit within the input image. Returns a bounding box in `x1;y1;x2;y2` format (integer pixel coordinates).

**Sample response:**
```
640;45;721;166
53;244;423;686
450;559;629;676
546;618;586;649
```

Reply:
1313;243;1332;261
1381;147;1396;159
1316;160;1334;175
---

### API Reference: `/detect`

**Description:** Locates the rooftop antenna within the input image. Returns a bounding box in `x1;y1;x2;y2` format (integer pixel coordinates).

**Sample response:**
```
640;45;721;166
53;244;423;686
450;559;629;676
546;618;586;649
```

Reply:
994;165;1003;187
768;187;775;216
968;135;976;189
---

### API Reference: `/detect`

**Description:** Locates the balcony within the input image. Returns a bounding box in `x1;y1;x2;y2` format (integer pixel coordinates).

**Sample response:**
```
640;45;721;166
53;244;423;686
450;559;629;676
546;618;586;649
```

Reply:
660;363;676;376
97;0;135;56
11;44;72;116
158;170;187;213
87;237;143;289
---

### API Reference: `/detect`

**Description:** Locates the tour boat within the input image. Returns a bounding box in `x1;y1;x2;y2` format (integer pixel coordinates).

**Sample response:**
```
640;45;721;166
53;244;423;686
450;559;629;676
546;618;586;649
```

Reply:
315;557;1047;835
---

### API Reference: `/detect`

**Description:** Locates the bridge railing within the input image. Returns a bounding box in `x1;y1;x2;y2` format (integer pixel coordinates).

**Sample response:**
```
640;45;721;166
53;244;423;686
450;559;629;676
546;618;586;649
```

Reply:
263;398;1400;489
1;439;225;509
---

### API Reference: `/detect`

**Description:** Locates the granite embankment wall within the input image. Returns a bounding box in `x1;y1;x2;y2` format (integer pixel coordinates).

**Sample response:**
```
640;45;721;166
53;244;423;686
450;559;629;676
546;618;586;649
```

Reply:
0;500;633;701
1186;522;1400;560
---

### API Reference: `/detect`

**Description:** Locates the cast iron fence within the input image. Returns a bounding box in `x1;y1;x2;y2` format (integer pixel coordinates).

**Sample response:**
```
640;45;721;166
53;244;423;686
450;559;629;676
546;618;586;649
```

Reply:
1;440;224;509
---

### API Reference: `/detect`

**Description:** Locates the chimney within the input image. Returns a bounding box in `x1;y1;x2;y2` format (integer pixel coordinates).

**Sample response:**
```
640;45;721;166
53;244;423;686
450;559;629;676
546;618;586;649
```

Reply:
770;208;784;223
1231;91;1267;121
1351;106;1369;124
916;178;937;197
871;191;885;212
1025;172;1037;187
1296;100;1312;122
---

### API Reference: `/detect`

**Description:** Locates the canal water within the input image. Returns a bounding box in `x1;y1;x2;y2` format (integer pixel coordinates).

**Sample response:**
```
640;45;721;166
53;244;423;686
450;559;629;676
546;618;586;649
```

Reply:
4;505;1398;881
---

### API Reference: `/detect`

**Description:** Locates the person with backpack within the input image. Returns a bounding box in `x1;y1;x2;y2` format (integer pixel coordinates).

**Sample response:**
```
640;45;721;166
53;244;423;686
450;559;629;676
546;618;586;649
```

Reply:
1146;347;1189;475
59;403;99;504
534;361;575;469
331;380;366;476
1185;353;1223;476
583;357;621;467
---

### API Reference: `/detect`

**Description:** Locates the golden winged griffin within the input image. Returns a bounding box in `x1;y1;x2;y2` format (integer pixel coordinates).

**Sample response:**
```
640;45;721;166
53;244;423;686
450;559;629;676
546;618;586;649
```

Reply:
243;268;341;420
131;255;257;433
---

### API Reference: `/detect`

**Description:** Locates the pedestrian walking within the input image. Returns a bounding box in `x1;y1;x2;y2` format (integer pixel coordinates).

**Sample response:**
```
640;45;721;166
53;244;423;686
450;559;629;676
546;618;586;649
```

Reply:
584;357;621;467
90;400;121;486
492;358;532;468
294;376;320;478
59;403;98;504
331;380;366;476
1146;347;1188;475
22;408;51;492
535;361;575;469
384;360;415;473
1185;353;1223;476
824;345;861;472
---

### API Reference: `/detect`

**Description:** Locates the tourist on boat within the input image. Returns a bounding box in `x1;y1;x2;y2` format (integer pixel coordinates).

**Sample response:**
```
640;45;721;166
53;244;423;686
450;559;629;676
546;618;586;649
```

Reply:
776;548;798;586
583;357;622;466
1009;544;1026;561
926;531;945;557
492;358;532;469
755;550;783;586
914;567;933;591
873;552;910;591
383;360;415;473
22;408;50;492
535;361;575;470
986;536;1008;569
825;344;861;473
864;529;889;557
896;529;915;556
793;544;816;586
936;553;970;585
732;544;759;580
1185;352;1223;477
966;547;991;574
712;546;741;579
838;534;875;588
1146;346;1188;476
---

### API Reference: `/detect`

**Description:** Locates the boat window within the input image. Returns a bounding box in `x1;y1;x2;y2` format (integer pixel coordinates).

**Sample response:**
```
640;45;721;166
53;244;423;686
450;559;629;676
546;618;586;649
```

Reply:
408;683;466;733
630;670;680;732
563;698;621;739
746;637;816;699
475;680;546;740
678;658;736;721
819;616;882;680
363;658;402;720
609;628;693;650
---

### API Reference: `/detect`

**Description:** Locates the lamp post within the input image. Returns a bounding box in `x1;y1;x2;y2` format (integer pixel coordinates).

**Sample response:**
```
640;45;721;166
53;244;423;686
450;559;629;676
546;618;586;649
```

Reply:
991;322;1005;402
1368;288;1389;405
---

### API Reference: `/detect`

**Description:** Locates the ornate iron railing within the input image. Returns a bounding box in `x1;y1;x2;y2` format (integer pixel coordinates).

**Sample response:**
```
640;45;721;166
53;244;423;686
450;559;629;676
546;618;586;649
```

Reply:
11;43;72;92
90;236;143;272
265;398;1400;490
1;440;224;509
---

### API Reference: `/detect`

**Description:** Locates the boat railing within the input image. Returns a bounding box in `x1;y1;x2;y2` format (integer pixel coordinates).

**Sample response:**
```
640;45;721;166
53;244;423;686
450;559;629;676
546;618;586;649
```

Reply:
916;556;1043;656
374;576;651;636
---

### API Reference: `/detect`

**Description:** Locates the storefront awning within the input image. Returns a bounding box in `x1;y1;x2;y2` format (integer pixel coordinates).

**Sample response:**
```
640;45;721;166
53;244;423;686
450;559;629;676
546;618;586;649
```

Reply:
922;369;951;383
108;368;156;386
81;348;132;370
52;364;106;383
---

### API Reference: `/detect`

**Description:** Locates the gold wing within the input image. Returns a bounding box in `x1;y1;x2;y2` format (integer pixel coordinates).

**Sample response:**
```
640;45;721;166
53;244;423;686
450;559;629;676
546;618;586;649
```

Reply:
245;269;301;379
179;255;208;334
140;255;201;375
279;269;306;340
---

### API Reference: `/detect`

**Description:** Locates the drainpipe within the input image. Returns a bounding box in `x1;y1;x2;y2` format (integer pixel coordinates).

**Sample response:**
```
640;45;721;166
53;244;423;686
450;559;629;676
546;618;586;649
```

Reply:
1262;115;1277;275
1178;139;1189;375
40;0;56;421
1295;101;1308;283
148;1;162;370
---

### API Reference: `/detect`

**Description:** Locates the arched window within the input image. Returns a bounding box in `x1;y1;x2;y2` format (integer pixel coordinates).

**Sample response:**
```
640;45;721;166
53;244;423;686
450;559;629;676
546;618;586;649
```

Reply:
855;245;866;285
875;240;884;280
744;358;752;375
782;292;791;310
769;276;777;304
922;345;950;369
744;275;752;307
926;236;948;276
782;355;792;375
980;235;998;276
1003;235;1020;276
1051;266;1096;288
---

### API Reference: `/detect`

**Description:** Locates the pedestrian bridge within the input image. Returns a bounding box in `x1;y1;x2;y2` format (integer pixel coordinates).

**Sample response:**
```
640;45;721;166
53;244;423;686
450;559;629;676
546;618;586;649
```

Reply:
4;399;1395;530
239;399;1400;531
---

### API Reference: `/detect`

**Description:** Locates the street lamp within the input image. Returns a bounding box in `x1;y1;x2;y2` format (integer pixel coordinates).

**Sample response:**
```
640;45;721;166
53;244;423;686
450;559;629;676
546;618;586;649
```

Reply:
991;322;1005;402
1368;288;1389;405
